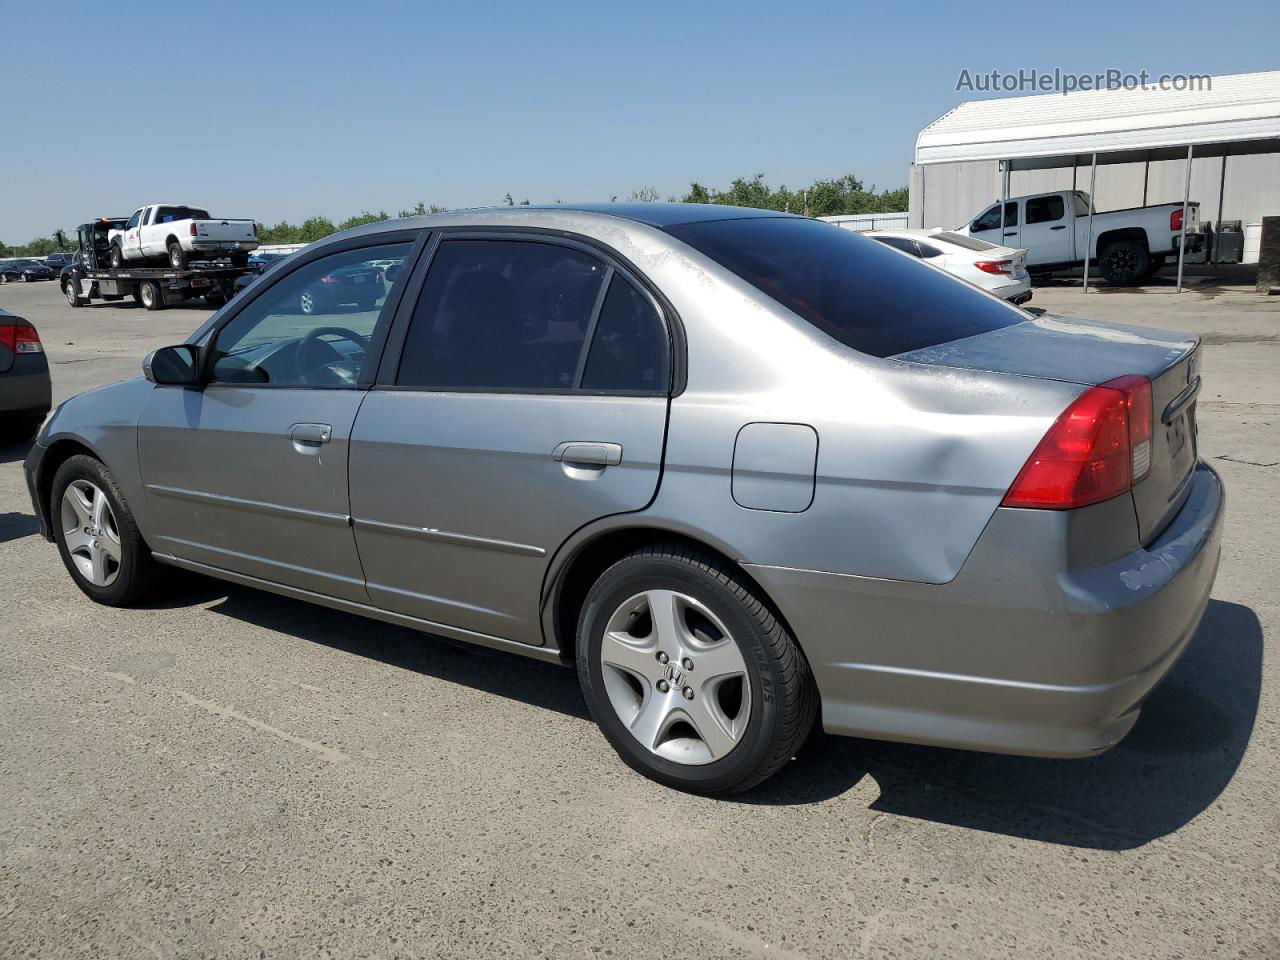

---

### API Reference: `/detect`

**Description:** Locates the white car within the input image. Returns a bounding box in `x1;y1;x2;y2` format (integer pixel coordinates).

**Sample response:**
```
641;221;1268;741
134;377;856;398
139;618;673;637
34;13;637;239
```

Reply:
108;203;259;270
867;229;1032;304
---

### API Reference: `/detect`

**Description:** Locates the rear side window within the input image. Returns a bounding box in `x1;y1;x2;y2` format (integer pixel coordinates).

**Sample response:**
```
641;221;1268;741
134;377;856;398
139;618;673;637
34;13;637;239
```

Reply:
665;217;1023;358
397;239;606;390
1025;195;1065;224
581;275;669;391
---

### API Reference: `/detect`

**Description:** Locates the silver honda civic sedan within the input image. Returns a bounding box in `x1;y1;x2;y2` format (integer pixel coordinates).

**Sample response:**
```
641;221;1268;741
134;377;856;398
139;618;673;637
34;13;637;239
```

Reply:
25;205;1224;794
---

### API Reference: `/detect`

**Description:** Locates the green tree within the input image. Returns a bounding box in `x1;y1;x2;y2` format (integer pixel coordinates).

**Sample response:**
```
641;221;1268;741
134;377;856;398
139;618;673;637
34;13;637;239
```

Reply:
680;172;906;216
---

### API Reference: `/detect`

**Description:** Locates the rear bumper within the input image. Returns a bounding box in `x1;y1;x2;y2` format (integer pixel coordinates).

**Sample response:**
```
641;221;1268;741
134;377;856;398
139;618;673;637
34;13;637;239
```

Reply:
746;463;1224;758
191;240;258;253
1;360;52;418
23;437;50;540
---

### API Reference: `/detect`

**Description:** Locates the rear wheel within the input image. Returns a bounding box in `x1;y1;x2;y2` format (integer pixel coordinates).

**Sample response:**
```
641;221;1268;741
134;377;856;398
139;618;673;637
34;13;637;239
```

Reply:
19;273;29;282
51;455;161;606
138;280;164;311
577;545;818;794
168;241;188;270
1098;239;1149;285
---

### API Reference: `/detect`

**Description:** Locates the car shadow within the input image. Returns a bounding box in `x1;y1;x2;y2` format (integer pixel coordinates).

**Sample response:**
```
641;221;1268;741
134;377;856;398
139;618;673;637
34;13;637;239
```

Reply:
0;437;34;465
740;599;1262;849
151;577;590;722
155;576;1259;848
0;511;40;544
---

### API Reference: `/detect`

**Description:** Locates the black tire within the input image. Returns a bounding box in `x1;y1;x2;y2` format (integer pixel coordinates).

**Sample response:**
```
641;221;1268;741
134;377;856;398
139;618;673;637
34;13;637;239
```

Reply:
576;545;818;795
230;253;249;269
64;278;85;308
138;281;164;311
205;292;227;307
19;273;29;282
110;243;124;269
1145;254;1168;278
1098;239;1150;285
0;273;8;284
131;289;144;307
50;454;161;606
167;241;188;271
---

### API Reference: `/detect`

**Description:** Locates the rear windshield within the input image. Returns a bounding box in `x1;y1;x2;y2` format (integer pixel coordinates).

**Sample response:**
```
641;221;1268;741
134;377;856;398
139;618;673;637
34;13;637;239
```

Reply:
931;231;998;252
665;217;1023;358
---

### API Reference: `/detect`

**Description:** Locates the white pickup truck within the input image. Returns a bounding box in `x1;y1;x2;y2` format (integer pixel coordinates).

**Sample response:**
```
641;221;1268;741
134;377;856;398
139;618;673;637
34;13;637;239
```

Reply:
958;190;1203;285
109;203;259;270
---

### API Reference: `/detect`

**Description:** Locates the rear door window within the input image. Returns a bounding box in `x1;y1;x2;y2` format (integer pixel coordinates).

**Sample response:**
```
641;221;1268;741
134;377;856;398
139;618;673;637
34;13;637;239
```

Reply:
1025;195;1065;224
396;239;606;390
580;275;669;392
665;217;1023;358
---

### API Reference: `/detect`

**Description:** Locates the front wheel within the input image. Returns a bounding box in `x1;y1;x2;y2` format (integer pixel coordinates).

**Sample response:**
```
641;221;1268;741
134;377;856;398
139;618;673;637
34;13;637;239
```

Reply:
51;455;161;606
576;545;818;794
110;244;124;269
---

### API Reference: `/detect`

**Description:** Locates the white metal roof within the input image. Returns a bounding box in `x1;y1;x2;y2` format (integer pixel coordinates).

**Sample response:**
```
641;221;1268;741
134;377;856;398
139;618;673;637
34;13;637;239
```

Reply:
915;71;1280;165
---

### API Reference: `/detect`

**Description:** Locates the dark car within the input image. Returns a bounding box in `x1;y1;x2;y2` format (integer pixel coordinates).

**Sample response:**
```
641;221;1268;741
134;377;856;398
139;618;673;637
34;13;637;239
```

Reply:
0;258;55;283
247;251;287;273
43;252;76;274
298;263;382;314
0;309;51;441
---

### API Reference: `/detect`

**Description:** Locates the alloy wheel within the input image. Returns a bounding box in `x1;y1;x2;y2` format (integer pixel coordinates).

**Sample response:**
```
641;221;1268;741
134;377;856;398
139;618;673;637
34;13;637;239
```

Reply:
59;480;122;587
598;589;751;765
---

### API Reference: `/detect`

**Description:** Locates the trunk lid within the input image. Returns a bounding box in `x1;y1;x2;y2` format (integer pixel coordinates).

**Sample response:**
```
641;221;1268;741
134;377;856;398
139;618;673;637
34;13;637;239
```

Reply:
896;313;1201;542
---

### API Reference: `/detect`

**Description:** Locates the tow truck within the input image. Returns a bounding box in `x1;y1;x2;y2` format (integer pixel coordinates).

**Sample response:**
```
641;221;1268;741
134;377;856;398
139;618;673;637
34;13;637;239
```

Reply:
60;218;253;311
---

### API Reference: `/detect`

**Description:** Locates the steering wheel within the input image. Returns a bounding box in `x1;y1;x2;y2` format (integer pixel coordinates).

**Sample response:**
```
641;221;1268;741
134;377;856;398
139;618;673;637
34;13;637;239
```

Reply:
296;326;370;385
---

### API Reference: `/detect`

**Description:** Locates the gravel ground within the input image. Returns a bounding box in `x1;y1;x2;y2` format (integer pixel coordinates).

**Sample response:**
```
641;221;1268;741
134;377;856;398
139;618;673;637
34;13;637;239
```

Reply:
1;276;1277;959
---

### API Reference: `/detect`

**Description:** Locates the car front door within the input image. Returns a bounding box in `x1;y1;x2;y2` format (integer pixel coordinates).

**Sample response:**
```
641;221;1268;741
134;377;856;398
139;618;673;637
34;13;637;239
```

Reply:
137;235;420;602
349;235;672;646
969;200;1019;249
122;208;144;259
1020;194;1071;266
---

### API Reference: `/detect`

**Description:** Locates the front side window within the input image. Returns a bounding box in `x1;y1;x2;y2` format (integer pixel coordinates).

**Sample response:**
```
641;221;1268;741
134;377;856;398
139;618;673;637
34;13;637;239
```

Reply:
396;239;607;390
1025;195;1065;224
125;210;142;230
665;216;1022;358
972;202;1018;232
209;241;412;387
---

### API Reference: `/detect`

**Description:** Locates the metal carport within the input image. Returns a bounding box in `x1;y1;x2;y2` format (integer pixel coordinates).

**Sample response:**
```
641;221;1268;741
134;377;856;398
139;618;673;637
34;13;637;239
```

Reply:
913;71;1280;292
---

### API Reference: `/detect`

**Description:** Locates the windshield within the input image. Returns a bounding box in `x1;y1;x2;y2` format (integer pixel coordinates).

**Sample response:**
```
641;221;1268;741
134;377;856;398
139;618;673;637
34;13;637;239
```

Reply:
665;217;1023;358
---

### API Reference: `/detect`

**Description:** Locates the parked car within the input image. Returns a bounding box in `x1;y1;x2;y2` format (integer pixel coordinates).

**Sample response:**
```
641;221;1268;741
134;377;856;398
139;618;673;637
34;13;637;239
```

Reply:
108;204;259;270
297;262;383;314
0;258;55;283
1;309;51;441
958;190;1203;285
43;252;77;274
867;229;1032;304
247;251;287;273
24;205;1223;795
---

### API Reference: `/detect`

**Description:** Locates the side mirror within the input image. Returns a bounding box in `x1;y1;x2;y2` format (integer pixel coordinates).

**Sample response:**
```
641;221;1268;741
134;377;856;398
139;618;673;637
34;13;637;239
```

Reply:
143;345;201;385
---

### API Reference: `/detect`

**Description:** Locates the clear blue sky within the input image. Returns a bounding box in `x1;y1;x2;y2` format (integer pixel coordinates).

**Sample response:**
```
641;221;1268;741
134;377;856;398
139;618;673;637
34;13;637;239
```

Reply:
2;0;1277;242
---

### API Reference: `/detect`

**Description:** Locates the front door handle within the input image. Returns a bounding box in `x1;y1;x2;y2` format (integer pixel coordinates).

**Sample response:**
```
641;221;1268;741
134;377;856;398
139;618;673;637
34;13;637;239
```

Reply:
552;441;623;466
1003;231;1018;237
290;422;332;445
1050;224;1066;231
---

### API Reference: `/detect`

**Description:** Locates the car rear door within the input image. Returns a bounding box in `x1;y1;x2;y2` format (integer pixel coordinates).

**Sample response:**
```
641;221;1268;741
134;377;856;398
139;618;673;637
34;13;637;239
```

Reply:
349;233;672;646
137;233;421;601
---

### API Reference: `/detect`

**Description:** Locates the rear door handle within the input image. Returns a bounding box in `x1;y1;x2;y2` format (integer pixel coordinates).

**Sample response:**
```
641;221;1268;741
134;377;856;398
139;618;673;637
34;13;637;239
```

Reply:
1003;231;1018;237
290;422;332;445
552;441;623;466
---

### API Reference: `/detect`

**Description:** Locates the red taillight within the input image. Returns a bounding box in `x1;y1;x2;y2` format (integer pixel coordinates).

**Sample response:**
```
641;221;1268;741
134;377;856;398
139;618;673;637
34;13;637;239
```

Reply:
190;223;198;236
0;321;43;355
1170;209;1183;232
974;259;1013;275
319;274;340;285
1002;375;1153;510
